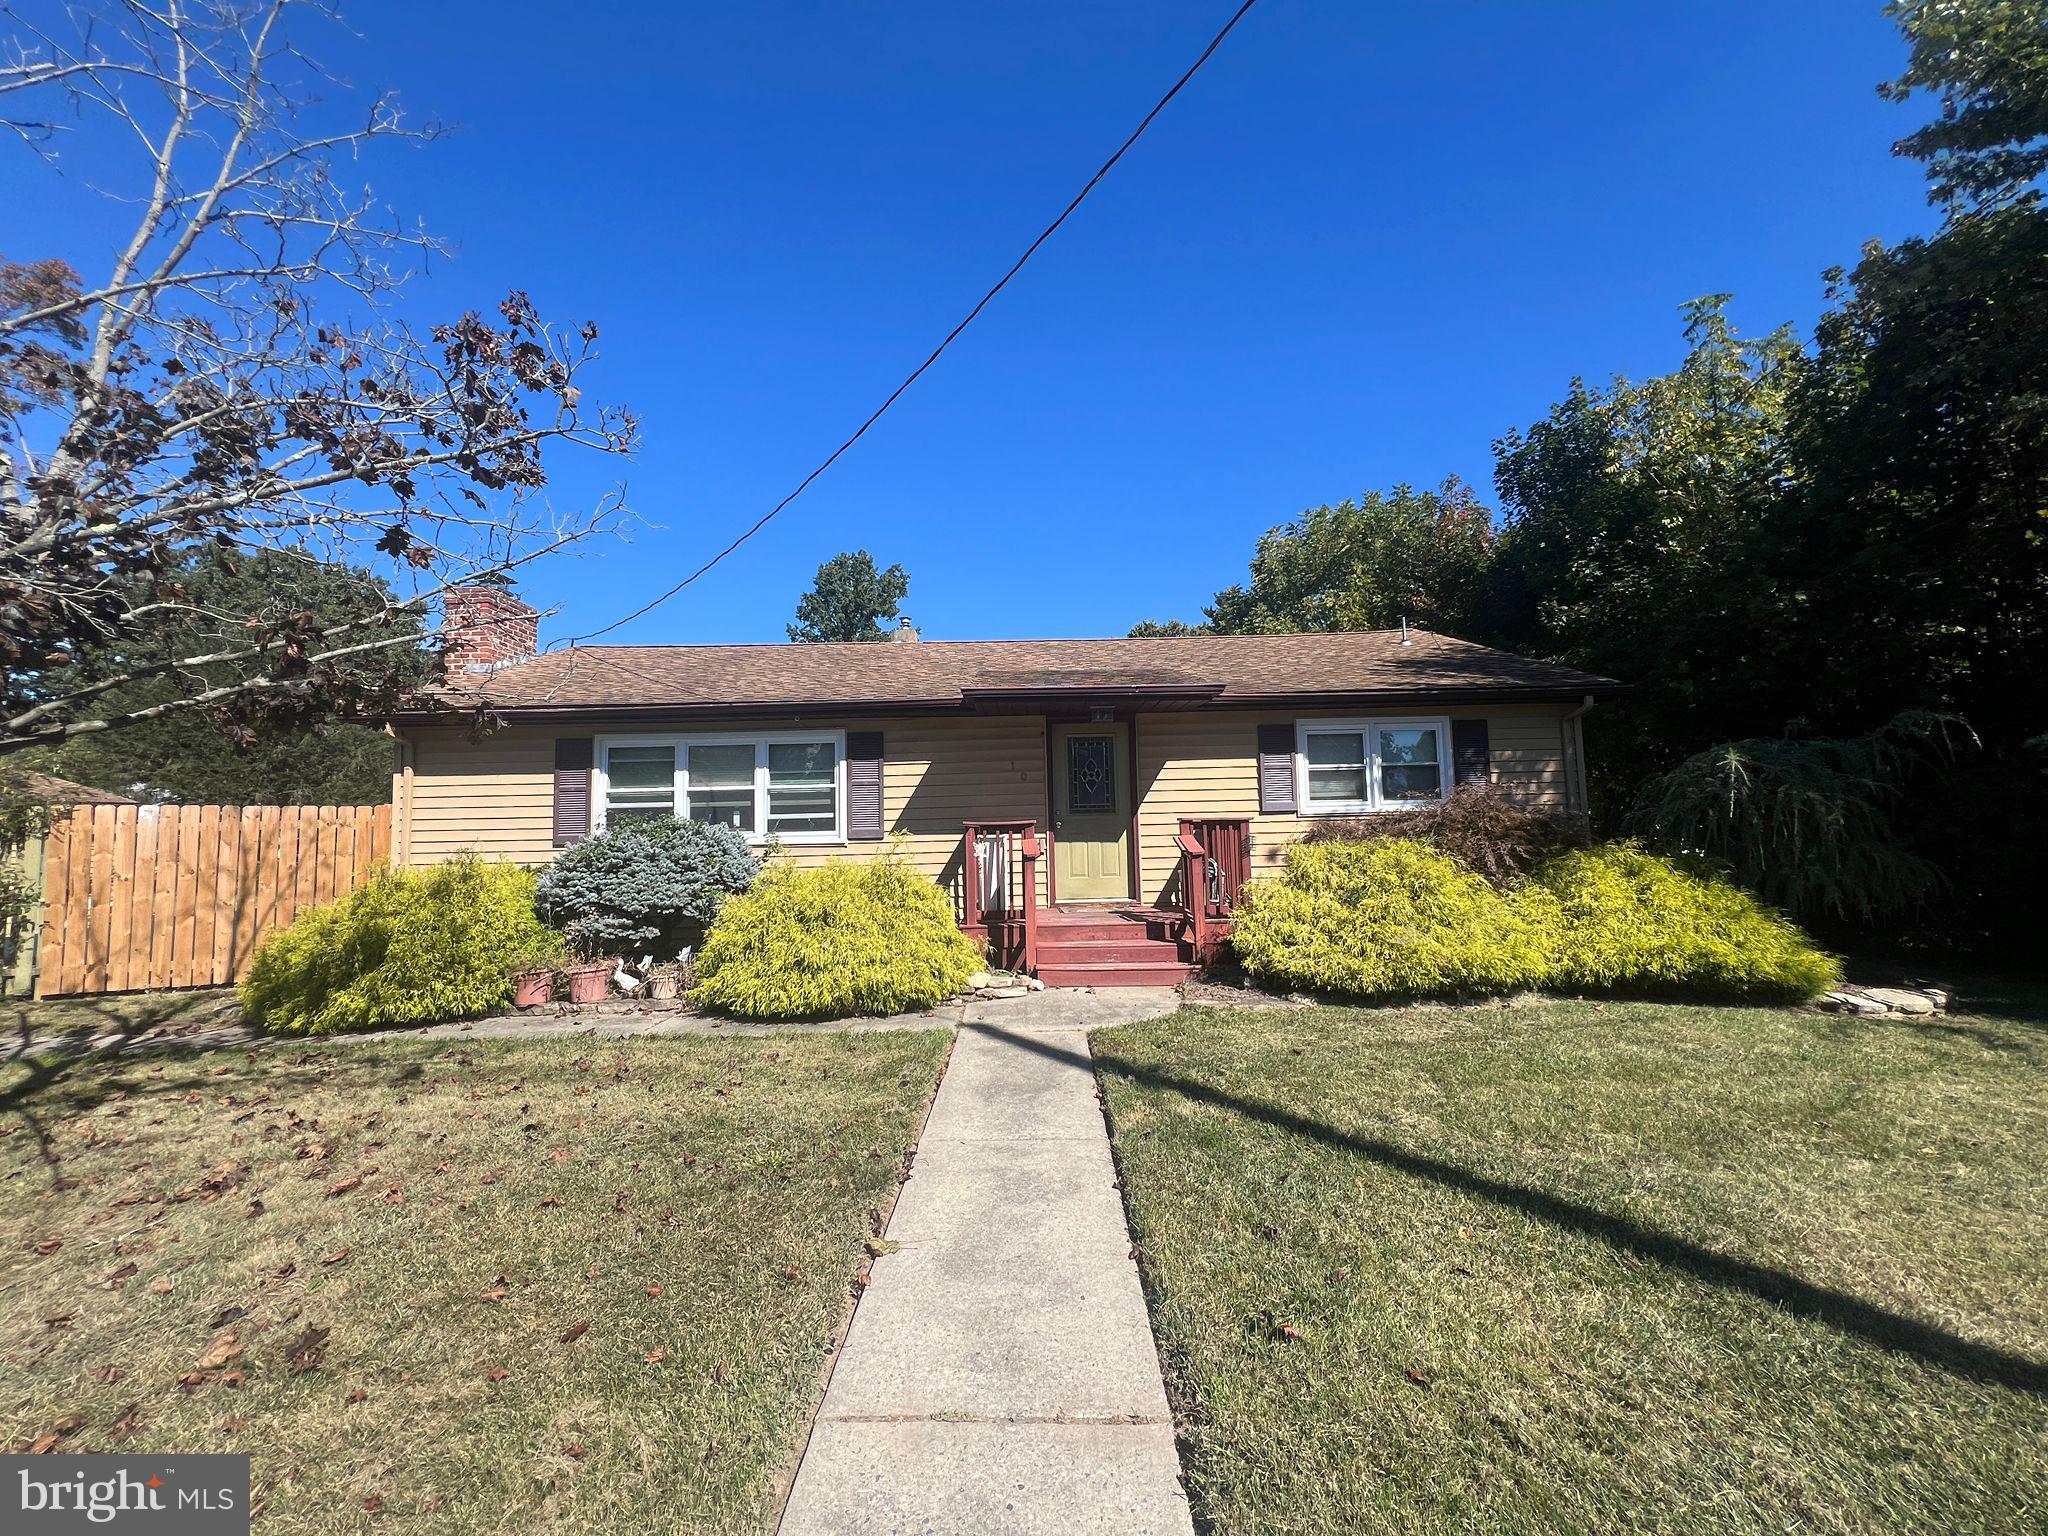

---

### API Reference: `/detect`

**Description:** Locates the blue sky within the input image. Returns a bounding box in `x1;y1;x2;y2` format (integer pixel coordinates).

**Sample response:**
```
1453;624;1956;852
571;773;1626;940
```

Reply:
17;1;1938;645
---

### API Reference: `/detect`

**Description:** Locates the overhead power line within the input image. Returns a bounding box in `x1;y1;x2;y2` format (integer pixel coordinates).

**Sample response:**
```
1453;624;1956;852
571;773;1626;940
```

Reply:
563;0;1264;646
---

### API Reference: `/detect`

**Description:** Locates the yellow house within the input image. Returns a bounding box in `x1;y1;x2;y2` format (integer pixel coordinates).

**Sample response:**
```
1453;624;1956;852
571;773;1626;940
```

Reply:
387;588;1622;986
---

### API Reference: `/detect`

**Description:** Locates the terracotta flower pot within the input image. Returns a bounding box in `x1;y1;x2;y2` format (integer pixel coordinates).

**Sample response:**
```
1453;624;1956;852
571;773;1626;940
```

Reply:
510;966;555;1008
648;972;680;1002
563;962;611;1004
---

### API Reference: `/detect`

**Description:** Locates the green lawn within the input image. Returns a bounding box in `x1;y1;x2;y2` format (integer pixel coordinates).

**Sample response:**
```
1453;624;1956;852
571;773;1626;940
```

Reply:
2;1028;951;1533
1094;996;2048;1535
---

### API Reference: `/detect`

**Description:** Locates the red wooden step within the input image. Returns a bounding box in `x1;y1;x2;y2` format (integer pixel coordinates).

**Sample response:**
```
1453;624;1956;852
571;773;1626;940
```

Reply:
1035;962;1194;988
1037;939;1186;966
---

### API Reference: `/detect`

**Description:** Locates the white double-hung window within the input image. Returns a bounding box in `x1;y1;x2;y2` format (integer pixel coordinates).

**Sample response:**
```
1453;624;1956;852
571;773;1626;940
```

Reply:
593;731;846;843
1295;717;1452;814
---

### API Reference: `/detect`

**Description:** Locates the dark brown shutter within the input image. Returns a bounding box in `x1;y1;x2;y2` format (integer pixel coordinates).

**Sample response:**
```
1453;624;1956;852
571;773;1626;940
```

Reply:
1451;719;1491;786
846;731;884;839
1256;723;1297;814
553;737;594;847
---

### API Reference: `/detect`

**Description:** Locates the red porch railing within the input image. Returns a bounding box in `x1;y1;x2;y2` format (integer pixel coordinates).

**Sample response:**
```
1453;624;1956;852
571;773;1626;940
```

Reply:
1176;817;1250;963
962;820;1040;974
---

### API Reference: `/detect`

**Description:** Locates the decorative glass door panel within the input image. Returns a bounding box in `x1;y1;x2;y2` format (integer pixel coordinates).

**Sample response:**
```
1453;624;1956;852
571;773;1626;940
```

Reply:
1051;725;1130;900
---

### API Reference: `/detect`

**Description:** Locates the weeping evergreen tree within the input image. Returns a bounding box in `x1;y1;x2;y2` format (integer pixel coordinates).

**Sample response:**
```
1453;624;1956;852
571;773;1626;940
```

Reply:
1625;712;1973;925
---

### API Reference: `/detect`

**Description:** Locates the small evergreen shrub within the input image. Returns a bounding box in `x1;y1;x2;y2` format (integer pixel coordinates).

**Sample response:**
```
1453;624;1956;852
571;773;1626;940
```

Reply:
1232;839;1553;998
693;856;981;1020
535;816;760;960
1230;838;1839;1004
242;858;563;1035
1528;843;1842;1001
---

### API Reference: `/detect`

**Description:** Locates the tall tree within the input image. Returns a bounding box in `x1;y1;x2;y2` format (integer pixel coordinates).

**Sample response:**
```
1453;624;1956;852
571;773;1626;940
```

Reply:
0;0;636;762
1881;0;2048;210
25;549;429;803
1490;297;1807;796
787;551;909;642
1129;481;1497;639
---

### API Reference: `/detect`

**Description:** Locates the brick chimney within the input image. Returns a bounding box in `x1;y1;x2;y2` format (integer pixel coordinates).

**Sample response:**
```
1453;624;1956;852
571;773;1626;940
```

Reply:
889;616;920;643
442;579;539;673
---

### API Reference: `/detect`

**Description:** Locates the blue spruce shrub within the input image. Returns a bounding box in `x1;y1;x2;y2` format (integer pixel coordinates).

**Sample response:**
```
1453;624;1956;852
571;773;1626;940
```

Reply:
535;815;760;959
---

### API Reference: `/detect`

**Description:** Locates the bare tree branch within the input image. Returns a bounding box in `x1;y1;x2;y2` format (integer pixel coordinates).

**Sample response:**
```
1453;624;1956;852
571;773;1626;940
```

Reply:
0;0;639;760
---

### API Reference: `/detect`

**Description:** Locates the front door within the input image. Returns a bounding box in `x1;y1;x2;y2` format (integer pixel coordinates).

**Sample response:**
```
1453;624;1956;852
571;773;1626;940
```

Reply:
1051;723;1131;901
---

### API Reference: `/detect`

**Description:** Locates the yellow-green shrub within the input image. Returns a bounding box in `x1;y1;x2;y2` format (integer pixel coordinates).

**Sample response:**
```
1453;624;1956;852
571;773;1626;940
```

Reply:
241;858;562;1035
692;856;981;1020
1527;843;1842;1001
1232;839;1553;998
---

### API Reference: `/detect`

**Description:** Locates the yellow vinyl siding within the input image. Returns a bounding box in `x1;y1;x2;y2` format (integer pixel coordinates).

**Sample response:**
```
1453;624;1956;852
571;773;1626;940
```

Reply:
1132;705;1573;907
398;704;1574;914
399;715;1050;905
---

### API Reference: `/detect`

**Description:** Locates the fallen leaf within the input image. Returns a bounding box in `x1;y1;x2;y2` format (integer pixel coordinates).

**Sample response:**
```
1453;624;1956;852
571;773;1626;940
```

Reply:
194;1332;244;1371
324;1174;362;1197
219;1414;246;1433
51;1413;84;1436
559;1322;589;1345
109;1403;142;1437
485;1367;510;1383
538;1195;563;1208
43;1313;75;1330
345;1387;367;1404
644;1347;667;1363
319;1247;350;1266
565;1442;586;1459
26;1431;58;1454
96;1365;121;1385
33;1237;61;1255
284;1323;330;1375
105;1262;139;1290
149;1278;174;1295
362;1495;383;1512
481;1284;509;1303
246;1200;265;1219
1404;1365;1432;1388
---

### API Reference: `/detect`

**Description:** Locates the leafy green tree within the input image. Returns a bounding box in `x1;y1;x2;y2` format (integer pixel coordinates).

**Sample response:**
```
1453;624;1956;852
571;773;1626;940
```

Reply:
1127;618;1211;637
1129;481;1498;640
25;551;429;804
787;551;910;642
1490;297;1807;800
1881;0;2048;210
1780;209;2048;752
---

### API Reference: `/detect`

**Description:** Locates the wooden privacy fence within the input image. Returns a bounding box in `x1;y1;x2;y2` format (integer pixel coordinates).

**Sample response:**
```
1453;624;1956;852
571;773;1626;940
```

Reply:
36;803;392;997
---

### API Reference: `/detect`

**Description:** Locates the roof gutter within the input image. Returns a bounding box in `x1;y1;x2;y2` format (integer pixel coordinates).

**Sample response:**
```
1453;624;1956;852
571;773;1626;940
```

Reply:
376;678;1628;727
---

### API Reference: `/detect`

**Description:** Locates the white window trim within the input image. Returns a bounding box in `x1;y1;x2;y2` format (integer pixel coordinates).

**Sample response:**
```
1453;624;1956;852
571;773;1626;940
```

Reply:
1294;716;1454;815
592;729;848;845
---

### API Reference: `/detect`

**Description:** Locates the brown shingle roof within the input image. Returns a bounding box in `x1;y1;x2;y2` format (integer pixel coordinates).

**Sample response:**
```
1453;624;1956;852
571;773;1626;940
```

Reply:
417;630;1621;717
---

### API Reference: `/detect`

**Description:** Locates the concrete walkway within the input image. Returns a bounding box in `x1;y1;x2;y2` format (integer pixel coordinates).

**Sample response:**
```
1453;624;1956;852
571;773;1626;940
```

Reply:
779;988;1192;1536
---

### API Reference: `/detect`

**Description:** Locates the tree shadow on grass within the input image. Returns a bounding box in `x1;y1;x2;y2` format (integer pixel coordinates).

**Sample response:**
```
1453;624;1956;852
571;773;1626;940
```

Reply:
975;1023;2048;1397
